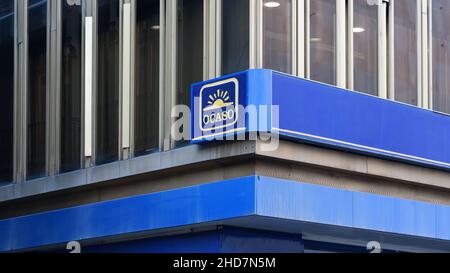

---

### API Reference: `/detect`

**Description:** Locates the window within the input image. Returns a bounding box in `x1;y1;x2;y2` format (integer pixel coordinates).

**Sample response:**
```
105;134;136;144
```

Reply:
0;0;14;183
27;0;48;179
263;0;292;74
96;0;119;164
61;0;82;172
394;0;418;106
309;0;336;85
222;0;249;75
134;0;160;156
432;0;450;114
177;0;203;107
175;0;203;144
353;0;378;95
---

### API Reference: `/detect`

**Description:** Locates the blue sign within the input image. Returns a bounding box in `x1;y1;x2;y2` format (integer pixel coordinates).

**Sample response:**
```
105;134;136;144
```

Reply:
191;69;450;171
200;78;239;132
191;72;251;142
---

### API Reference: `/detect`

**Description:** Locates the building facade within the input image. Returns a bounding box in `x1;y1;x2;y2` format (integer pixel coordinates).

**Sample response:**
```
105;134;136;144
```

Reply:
1;0;450;253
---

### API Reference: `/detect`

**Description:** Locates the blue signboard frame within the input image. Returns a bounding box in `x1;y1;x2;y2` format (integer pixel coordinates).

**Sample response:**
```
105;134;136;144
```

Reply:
191;69;450;171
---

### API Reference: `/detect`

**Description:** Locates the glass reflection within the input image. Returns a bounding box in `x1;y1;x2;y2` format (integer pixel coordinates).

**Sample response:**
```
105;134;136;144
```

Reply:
96;0;120;165
263;0;292;73
27;0;48;179
310;0;336;85
135;0;160;156
353;0;378;96
222;0;249;75
432;0;450;113
394;0;418;106
61;0;82;172
175;0;203;145
0;0;14;183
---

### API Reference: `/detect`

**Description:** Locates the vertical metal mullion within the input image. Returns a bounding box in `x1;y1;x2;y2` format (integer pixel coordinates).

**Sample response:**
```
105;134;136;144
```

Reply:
206;0;217;80
249;0;262;69
159;0;166;151
165;0;177;150
13;0;18;183
336;0;347;88
203;0;208;80
297;0;305;78
347;0;354;90
305;0;310;79
129;0;136;158
387;0;395;100
423;0;431;109
22;0;29;180
80;0;87;168
249;0;257;69
48;0;60;175
291;0;297;75
216;0;222;77
414;0;421;106
42;0;50;177
14;0;27;183
378;0;388;99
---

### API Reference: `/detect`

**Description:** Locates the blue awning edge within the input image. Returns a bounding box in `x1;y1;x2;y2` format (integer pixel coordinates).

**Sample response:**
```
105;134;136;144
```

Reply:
1;176;450;252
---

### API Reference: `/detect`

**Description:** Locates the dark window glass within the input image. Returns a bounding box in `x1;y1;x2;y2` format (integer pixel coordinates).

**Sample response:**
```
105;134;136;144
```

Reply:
96;0;119;164
61;0;82;172
432;0;450;113
27;0;47;179
134;0;160;156
310;0;336;85
175;0;203;144
222;0;249;75
353;0;378;96
263;0;292;74
0;0;14;184
394;0;418;105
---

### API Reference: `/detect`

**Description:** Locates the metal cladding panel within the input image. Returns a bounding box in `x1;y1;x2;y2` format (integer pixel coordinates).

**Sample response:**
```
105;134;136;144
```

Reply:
0;176;257;252
255;177;450;241
2;176;450;252
271;72;450;169
436;206;450;241
255;177;354;226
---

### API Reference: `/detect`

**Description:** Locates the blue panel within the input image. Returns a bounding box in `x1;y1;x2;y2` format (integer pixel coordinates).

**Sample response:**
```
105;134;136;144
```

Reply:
436;206;450;241
2;176;450;252
255;177;353;227
255;177;449;240
191;69;273;143
191;71;249;143
0;176;256;252
271;72;450;169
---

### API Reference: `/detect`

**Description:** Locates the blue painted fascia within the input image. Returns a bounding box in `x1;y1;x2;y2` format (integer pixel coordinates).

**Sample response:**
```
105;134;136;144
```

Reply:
255;176;450;241
1;176;450;252
0;176;257;252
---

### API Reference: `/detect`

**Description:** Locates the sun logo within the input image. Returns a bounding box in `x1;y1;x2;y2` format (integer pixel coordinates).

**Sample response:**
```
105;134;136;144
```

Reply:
203;89;234;112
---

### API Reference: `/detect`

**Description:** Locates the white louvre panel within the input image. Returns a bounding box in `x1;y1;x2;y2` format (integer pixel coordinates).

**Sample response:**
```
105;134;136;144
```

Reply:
84;16;93;157
122;3;132;149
